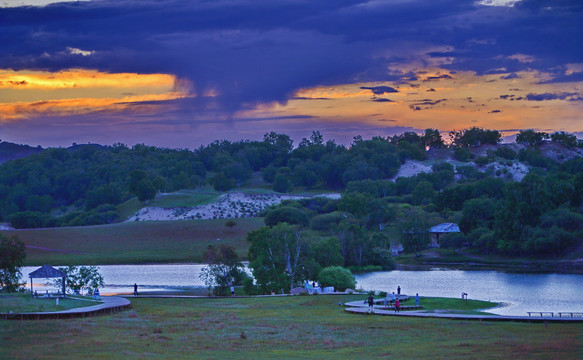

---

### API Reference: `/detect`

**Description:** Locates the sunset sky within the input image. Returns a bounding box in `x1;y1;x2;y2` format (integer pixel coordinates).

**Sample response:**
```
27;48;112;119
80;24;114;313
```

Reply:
1;0;582;148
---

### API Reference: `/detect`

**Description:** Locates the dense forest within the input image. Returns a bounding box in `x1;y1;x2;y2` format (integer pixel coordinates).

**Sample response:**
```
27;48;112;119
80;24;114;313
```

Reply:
1;128;582;264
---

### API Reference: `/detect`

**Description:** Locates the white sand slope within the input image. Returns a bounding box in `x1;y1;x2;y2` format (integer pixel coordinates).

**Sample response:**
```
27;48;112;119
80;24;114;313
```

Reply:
127;192;341;222
393;159;529;182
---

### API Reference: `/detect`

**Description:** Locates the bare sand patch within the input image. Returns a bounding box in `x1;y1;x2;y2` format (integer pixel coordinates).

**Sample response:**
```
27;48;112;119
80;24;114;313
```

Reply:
127;192;340;222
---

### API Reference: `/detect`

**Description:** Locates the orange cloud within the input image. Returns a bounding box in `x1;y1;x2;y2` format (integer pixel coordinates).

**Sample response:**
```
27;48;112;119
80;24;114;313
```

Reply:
0;69;176;90
0;69;190;121
259;68;583;134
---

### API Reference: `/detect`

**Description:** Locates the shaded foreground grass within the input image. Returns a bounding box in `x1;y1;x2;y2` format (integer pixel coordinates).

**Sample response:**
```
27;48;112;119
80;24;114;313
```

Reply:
5;218;263;266
0;293;99;313
1;295;581;359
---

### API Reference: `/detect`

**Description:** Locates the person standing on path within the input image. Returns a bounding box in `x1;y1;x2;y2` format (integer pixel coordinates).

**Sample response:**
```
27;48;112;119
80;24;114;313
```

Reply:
230;286;235;296
397;286;401;295
395;298;400;313
134;283;138;296
415;293;419;307
367;294;375;314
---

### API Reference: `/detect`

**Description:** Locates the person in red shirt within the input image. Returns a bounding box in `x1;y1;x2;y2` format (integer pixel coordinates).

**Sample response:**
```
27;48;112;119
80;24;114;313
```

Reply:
394;298;400;313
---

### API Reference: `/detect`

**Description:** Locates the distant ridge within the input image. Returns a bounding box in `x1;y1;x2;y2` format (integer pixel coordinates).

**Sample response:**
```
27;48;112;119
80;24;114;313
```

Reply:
0;141;43;164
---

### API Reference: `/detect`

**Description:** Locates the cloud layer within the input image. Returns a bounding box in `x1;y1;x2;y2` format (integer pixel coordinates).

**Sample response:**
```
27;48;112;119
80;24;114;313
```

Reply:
1;0;582;147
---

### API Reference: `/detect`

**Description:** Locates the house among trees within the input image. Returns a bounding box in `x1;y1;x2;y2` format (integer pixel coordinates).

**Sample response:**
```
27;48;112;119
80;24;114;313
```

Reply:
429;223;460;247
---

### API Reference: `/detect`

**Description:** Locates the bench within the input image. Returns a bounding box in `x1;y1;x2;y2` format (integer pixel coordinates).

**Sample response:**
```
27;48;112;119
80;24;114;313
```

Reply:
527;312;554;317
380;305;424;311
558;312;583;318
34;291;66;299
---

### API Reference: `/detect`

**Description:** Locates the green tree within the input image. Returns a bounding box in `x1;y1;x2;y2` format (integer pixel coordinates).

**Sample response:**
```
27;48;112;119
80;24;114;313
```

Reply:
550;131;578;147
0;234;26;292
199;244;247;296
450;127;501;147
459;197;498;234
423;128;444;149
317;266;356;291
365;199;394;230
264;206;309;227
135;179;156;202
412;180;435;205
515;129;548;147
225;220;237;233
247;224;313;293
211;172;236;191
273;173;292;193
312;237;345;268
57;266;104;294
398;208;430;256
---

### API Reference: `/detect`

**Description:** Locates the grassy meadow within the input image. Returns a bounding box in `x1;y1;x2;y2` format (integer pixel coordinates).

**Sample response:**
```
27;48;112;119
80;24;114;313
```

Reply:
0;293;100;313
4;218;263;266
1;295;581;359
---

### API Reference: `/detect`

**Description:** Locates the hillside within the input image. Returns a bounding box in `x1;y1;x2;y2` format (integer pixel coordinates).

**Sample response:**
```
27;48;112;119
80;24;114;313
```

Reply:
0;141;43;163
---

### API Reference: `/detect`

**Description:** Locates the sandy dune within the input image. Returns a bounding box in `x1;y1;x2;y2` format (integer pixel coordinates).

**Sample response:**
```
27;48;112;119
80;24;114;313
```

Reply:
127;192;341;222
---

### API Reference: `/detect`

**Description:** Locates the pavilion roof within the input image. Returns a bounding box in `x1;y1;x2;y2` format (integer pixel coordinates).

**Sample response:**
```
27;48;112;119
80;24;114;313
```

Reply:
29;265;66;278
429;223;460;234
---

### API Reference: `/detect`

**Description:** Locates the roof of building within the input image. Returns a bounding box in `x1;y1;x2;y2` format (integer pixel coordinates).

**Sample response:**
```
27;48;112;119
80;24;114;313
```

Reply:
28;265;66;278
429;223;460;233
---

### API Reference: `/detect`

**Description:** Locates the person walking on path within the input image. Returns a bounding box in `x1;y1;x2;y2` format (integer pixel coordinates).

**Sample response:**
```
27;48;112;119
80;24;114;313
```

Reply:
367;294;375;314
397;286;401;295
134;283;138;296
395;298;400;313
230;286;235;296
415;293;419;307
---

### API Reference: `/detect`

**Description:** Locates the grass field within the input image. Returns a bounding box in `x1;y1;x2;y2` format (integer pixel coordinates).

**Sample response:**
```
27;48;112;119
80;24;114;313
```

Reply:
4;218;263;266
1;295;581;359
0;293;100;313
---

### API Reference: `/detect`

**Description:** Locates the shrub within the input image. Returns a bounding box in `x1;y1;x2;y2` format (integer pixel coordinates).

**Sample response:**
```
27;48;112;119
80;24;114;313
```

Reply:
453;147;471;162
495;147;516;160
264;206;309;227
317;266;356;291
474;156;490;167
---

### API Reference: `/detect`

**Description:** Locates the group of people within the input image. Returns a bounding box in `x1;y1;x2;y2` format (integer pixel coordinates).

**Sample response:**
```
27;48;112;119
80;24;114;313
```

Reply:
366;286;421;314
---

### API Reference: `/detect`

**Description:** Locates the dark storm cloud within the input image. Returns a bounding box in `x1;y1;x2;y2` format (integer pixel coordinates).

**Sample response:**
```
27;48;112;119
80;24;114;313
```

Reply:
0;0;581;130
371;98;395;103
409;99;447;111
525;92;581;101
501;73;521;80
360;86;399;95
422;74;454;82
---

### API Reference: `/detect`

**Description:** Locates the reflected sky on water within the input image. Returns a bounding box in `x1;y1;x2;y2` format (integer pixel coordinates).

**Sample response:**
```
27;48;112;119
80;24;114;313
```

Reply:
21;265;583;316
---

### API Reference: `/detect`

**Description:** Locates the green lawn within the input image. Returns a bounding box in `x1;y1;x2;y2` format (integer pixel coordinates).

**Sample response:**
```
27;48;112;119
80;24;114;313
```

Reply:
5;218;264;266
0;293;100;313
1;295;581;359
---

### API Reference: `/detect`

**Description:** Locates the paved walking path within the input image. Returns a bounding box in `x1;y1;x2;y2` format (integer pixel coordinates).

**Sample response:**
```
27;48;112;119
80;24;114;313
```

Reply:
344;299;583;323
0;296;131;320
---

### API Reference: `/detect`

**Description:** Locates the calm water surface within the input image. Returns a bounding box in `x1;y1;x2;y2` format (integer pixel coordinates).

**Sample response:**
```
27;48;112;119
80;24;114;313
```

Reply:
21;265;583;316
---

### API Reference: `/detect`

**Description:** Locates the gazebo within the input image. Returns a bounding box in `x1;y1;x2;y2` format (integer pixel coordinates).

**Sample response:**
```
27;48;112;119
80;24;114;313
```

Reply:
29;265;67;298
429;223;460;247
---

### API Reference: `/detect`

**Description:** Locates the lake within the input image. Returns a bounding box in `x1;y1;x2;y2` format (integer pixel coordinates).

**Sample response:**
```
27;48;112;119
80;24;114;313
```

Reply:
21;265;583;316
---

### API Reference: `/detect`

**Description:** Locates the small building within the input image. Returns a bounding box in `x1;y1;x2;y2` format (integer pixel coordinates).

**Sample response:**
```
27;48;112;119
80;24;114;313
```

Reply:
29;265;67;297
429;223;460;247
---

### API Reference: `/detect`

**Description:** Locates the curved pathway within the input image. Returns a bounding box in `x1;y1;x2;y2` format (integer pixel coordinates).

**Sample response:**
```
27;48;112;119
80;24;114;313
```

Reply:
344;298;583;323
0;296;131;320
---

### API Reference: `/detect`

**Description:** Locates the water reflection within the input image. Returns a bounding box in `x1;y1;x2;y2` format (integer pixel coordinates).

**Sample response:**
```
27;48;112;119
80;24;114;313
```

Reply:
356;270;583;316
20;265;583;316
